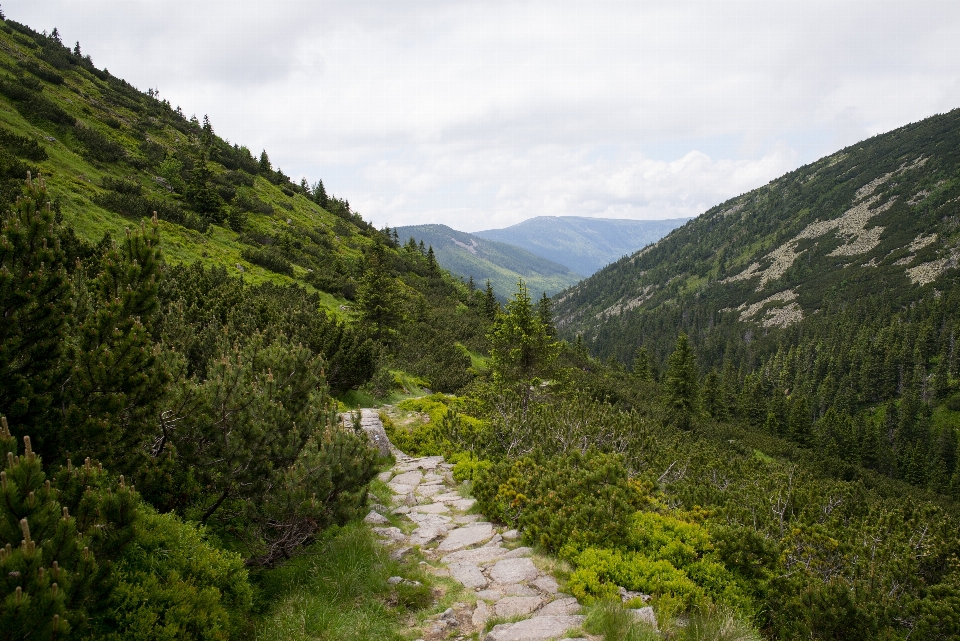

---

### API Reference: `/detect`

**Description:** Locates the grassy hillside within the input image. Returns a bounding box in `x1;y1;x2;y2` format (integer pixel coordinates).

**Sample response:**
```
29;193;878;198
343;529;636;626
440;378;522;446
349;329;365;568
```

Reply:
394;223;583;299
474;215;691;276
0;17;385;316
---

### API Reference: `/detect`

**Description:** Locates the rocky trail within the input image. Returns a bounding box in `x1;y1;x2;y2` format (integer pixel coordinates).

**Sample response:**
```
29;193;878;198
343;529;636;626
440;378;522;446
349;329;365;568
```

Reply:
355;408;658;641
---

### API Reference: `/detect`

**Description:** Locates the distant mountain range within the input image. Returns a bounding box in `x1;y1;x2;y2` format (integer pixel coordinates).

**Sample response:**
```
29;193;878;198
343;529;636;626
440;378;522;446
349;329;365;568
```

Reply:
473;216;692;276
393;224;583;300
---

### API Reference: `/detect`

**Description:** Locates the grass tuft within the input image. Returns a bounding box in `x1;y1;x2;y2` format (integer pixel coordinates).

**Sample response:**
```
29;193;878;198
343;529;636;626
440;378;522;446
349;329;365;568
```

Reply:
252;522;432;641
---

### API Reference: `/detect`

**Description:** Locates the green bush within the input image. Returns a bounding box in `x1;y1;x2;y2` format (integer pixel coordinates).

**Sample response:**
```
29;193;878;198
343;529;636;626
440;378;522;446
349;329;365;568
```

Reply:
95;509;252;641
0;126;48;161
473;449;643;553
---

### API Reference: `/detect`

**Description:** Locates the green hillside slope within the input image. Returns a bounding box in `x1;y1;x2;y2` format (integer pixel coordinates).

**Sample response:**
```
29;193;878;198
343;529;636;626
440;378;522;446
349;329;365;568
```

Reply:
556;108;960;493
394;223;583;299
0;17;494;396
474;215;691;276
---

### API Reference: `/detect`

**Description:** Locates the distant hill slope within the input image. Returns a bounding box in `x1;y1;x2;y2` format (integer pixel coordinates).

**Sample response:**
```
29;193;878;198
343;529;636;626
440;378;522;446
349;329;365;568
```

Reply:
395;224;583;299
555;108;960;368
473;216;691;276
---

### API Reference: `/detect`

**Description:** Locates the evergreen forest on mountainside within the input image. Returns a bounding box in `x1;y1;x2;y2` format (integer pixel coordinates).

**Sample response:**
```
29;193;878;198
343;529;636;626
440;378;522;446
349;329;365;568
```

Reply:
2;11;960;641
394;223;584;301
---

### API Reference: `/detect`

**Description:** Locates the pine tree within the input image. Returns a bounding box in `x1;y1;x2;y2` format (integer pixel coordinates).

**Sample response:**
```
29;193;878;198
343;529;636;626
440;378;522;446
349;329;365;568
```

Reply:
356;240;402;343
0;419;139;638
312;179;329;208
663;333;699;430
0;173;71;441
483;280;499;320
536;292;556;339
185;149;224;223
258;150;272;175
632;346;652;382
488;280;560;387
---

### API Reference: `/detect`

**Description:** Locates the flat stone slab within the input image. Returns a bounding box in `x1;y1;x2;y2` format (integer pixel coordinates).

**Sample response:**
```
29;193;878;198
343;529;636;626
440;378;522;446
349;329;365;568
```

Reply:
473;600;491;627
434;492;464;502
390;470;423;487
389;483;416;496
409;526;445;546
476;588;503;601
533;575;559;594
495;596;542;618
358;409;393;457
449;562;487;588
537;597;580;617
453;514;484;523
504;547;533;558
438;523;494;552
443;546;508;565
409;510;451;523
496;583;538;596
484;615;586;641
377;471;393;483
452;498;477;511
395;456;444;472
416;484;444;497
490;558;538;584
422;473;444;483
411;502;450;514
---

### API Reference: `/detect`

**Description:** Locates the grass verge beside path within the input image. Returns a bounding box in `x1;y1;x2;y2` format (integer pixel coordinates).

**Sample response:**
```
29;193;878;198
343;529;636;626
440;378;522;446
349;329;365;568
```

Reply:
251;521;433;641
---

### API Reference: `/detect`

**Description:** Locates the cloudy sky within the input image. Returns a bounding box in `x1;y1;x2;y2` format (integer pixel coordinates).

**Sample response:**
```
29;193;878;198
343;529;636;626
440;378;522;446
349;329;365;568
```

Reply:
8;1;960;230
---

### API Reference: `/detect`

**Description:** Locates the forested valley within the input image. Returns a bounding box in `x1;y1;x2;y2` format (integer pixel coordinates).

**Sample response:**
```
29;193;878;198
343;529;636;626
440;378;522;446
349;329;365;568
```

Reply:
1;10;959;641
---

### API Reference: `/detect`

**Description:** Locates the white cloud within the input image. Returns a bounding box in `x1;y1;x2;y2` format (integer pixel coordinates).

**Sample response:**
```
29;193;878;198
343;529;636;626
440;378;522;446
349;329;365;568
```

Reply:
7;0;960;229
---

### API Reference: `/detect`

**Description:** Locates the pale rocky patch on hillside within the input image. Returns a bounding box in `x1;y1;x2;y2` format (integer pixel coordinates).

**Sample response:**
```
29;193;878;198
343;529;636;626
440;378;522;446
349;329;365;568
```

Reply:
723;158;929;292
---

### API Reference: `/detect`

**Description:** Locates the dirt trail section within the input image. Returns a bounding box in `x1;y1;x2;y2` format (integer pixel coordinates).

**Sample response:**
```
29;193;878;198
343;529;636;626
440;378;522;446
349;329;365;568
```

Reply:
359;408;595;641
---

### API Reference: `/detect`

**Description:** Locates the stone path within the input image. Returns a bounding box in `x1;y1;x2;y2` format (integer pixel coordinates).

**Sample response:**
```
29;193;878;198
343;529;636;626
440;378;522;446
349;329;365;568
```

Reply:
360;409;590;641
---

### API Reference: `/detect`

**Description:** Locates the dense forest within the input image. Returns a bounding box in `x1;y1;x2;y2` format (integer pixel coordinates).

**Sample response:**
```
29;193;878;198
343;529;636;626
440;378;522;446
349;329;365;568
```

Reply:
2;9;960;641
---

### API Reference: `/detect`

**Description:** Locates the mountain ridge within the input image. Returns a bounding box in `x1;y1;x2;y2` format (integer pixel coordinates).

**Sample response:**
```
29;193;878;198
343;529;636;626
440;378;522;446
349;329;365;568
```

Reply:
394;223;583;299
474;215;691;276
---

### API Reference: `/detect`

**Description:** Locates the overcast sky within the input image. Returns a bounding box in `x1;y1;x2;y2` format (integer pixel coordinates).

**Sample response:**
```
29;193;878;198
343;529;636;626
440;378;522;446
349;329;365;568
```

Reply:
8;1;960;231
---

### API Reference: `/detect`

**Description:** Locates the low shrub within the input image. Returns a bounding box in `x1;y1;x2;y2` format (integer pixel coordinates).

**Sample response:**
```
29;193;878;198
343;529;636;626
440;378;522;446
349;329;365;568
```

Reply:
473;449;643;553
240;247;294;276
0;125;48;161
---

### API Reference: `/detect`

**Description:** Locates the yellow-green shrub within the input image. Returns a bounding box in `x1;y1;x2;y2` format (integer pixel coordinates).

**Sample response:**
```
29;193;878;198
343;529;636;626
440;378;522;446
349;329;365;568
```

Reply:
449;452;493;482
386;395;488;457
568;548;705;609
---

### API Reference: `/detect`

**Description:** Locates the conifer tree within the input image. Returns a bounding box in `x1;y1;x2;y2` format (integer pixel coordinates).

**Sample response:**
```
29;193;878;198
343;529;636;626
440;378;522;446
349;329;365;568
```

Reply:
185;149;224;223
356;239;402;344
663;332;699;430
632;346;652;382
536;292;556;339
313;180;330;209
0;419;139;638
488;280;560;387
483;280;499;320
258;150;272;175
0;173;70;439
